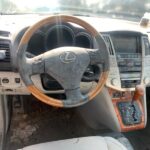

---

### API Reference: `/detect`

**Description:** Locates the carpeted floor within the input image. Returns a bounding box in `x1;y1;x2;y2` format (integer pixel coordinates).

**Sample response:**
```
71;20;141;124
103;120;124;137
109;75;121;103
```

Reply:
5;100;110;150
5;91;150;150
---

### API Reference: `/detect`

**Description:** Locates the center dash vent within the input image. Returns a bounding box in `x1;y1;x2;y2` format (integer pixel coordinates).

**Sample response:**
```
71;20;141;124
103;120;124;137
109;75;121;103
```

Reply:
0;39;11;71
103;35;114;55
0;31;10;37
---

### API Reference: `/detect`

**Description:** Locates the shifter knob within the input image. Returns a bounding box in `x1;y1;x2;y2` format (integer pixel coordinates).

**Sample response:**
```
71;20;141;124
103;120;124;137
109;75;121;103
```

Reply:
132;85;144;101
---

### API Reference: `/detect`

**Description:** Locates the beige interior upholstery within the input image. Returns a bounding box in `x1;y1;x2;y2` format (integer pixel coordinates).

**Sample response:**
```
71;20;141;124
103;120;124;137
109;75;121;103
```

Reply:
19;136;128;150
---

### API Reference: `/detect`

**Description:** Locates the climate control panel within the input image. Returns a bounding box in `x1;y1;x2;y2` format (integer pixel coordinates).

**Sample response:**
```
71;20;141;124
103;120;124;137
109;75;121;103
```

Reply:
117;53;142;88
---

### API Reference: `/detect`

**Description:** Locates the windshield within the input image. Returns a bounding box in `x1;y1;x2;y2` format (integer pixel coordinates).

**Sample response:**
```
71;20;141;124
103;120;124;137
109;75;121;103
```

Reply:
1;0;150;21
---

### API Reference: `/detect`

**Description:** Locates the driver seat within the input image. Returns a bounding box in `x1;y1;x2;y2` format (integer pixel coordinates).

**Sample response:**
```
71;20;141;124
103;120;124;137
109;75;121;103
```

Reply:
19;136;130;150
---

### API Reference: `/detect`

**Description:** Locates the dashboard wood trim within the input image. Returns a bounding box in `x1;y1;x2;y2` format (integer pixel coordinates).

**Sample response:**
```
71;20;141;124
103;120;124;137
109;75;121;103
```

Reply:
109;88;145;132
113;99;145;132
106;82;136;92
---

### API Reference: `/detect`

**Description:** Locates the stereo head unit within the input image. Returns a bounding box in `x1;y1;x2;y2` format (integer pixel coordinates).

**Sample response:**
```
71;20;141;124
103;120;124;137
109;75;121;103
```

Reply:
110;33;142;88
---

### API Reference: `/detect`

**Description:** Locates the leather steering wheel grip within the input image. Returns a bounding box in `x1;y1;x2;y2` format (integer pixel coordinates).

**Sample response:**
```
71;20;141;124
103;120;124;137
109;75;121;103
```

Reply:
17;15;110;108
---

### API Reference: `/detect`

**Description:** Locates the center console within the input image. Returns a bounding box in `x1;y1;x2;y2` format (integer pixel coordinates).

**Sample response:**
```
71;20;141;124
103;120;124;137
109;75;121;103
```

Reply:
73;31;149;133
104;31;149;132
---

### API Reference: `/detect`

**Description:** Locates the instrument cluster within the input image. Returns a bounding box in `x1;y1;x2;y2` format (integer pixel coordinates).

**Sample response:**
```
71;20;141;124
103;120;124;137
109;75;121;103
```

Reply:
27;23;93;56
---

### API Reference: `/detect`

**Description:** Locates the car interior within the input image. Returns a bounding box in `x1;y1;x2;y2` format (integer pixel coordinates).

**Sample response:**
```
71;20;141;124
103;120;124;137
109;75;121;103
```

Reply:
0;0;150;150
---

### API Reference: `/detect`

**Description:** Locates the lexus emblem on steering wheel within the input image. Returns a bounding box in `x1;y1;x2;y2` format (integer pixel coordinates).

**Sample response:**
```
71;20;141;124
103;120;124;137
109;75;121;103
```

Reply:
60;51;77;63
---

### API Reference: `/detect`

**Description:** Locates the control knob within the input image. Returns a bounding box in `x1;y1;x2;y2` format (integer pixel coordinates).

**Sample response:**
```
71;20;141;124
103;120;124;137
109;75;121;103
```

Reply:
143;77;150;84
111;78;119;86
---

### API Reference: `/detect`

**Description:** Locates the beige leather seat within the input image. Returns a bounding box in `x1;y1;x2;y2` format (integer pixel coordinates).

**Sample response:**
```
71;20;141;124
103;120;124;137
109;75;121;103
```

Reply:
19;136;128;150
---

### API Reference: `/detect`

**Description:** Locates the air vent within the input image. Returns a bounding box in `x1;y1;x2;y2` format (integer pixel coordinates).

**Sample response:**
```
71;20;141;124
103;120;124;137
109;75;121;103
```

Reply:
143;36;150;56
0;31;10;37
103;35;114;55
0;39;11;71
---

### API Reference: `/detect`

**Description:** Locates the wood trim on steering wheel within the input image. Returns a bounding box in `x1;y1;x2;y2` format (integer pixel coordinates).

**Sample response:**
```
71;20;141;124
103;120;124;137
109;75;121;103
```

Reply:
27;71;109;107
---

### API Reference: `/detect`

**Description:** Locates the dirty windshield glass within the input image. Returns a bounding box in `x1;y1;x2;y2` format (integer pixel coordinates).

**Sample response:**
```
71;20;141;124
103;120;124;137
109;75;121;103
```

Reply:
0;0;150;21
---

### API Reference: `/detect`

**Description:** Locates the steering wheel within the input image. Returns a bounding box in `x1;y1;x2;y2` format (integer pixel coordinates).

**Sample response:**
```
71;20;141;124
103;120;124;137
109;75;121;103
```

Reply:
17;15;109;108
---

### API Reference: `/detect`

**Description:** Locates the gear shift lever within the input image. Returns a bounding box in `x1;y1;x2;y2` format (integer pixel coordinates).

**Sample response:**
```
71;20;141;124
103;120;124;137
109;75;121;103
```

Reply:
132;85;144;103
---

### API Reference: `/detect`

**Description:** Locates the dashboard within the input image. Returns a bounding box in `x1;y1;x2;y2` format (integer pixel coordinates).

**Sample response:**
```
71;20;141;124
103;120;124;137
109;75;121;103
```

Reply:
0;15;150;95
0;15;149;132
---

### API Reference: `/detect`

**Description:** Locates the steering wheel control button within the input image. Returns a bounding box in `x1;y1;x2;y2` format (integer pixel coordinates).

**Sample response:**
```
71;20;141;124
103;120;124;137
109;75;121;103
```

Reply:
60;51;76;63
15;78;21;83
2;78;9;83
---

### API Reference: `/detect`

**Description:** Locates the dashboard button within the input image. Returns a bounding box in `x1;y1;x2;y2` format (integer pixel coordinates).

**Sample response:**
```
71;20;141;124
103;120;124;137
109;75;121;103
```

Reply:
135;62;141;66
15;78;20;83
2;78;9;83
